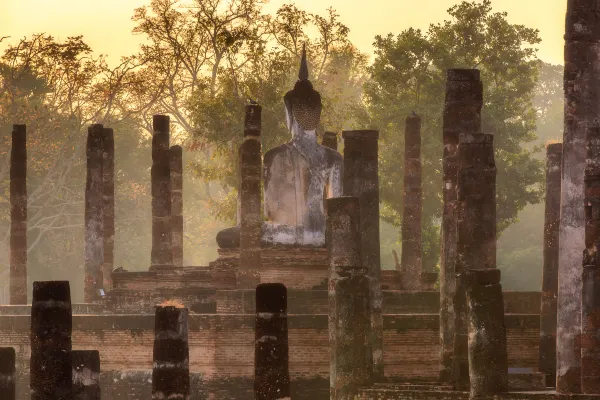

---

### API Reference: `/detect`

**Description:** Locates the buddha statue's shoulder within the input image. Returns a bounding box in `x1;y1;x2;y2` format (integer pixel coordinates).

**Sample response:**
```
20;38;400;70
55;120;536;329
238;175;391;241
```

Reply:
264;142;292;166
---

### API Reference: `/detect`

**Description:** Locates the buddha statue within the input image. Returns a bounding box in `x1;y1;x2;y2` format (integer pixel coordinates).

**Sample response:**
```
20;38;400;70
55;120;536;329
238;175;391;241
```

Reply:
216;46;343;248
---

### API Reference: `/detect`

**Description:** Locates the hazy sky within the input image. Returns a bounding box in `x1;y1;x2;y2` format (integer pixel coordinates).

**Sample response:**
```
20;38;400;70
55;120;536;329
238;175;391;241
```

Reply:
1;0;566;65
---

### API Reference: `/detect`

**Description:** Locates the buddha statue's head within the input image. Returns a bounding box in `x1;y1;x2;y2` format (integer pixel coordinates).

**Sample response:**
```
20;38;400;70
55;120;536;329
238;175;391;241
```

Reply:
284;45;322;136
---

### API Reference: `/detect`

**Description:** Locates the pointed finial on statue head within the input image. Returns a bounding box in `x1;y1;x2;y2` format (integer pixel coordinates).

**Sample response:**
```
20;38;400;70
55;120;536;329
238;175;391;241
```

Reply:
299;43;309;81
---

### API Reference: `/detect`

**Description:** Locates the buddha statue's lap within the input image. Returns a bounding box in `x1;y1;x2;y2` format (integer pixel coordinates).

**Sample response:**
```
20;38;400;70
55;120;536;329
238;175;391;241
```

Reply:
216;46;343;249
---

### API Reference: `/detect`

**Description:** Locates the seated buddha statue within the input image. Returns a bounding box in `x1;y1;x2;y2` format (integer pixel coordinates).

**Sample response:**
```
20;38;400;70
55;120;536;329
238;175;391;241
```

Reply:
216;46;343;248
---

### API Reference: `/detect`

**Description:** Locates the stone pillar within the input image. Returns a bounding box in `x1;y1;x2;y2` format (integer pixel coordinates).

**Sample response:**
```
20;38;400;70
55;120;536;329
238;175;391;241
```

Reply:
0;347;15;400
466;269;508;399
255;283;290;400
152;305;189;400
85;124;104;303
401;114;423;290
328;196;372;400
170;145;184;267
454;133;496;387
322;131;338;150
559;1;600;393
151;115;173;270
102;127;115;291
10;124;27;305
582;124;600;394
539;142;562;387
72;350;100;400
30;281;72;400
439;69;483;383
238;104;262;288
342;130;383;379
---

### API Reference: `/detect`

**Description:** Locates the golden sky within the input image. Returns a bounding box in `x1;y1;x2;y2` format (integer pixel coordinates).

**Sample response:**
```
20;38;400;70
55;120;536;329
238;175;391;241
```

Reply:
0;0;566;65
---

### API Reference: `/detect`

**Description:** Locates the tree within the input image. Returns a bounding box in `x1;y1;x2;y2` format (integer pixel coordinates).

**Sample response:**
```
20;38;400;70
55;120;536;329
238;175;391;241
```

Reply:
364;0;545;270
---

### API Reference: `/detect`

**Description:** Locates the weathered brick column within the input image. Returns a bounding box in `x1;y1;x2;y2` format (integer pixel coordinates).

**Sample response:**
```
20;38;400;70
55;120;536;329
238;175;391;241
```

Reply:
151;115;173;270
582;124;600;394
439;69;482;383
328;196;372;400
342;130;383;380
255;283;290;400
238;104;262;288
539;142;562;387
559;1;600;393
401;114;422;290
322;131;338;150
72;350;100;400
10;124;27;305
454;133;496;387
85;124;104;303
466;269;508;399
0;347;15;400
30;281;72;400
153;305;189;399
102;127;115;291
170;145;184;267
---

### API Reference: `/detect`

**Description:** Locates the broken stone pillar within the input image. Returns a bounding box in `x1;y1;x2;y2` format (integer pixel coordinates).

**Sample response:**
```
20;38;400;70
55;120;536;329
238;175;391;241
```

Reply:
454;133;496;387
559;1;600;392
439;69;483;383
10;124;27;305
0;347;15;400
84;124;104;303
72;350;100;400
322;131;338;150
582;124;600;394
170;145;184;267
328;196;372;400
466;269;508;399
238;104;262;289
342;130;383;380
151;115;173;270
30;281;72;400
254;283;290;400
539;142;562;388
401;114;423;290
102;127;115;291
152;305;189;400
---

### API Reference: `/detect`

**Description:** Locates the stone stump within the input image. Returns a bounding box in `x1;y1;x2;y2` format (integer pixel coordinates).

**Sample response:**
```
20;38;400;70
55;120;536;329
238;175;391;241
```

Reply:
401;114;422;290
152;305;189;400
85;124;104;302
30;281;72;400
238;104;262;288
10;124;27;305
559;0;600;392
255;283;290;400
466;269;508;399
342;130;383;379
151;115;173;270
0;347;15;400
539;142;562;387
72;350;100;400
170;145;184;267
102;127;115;291
440;69;483;383
328;196;372;400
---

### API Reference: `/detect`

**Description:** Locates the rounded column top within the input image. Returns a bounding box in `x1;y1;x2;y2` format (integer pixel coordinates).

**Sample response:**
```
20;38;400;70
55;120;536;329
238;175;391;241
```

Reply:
342;130;379;140
447;69;481;81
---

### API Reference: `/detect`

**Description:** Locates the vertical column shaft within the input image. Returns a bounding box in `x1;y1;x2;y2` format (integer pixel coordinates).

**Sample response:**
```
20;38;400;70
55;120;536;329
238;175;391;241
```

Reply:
151;115;173;270
72;350;100;400
238;104;262;288
401;115;423;290
152;306;190;400
30;281;72;400
342;130;383;379
328;196;372;400
255;283;290;400
10;124;27;305
0;347;15;400
439;69;483;383
539;143;562;387
85;124;104;303
102;127;115;291
170;145;184;267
